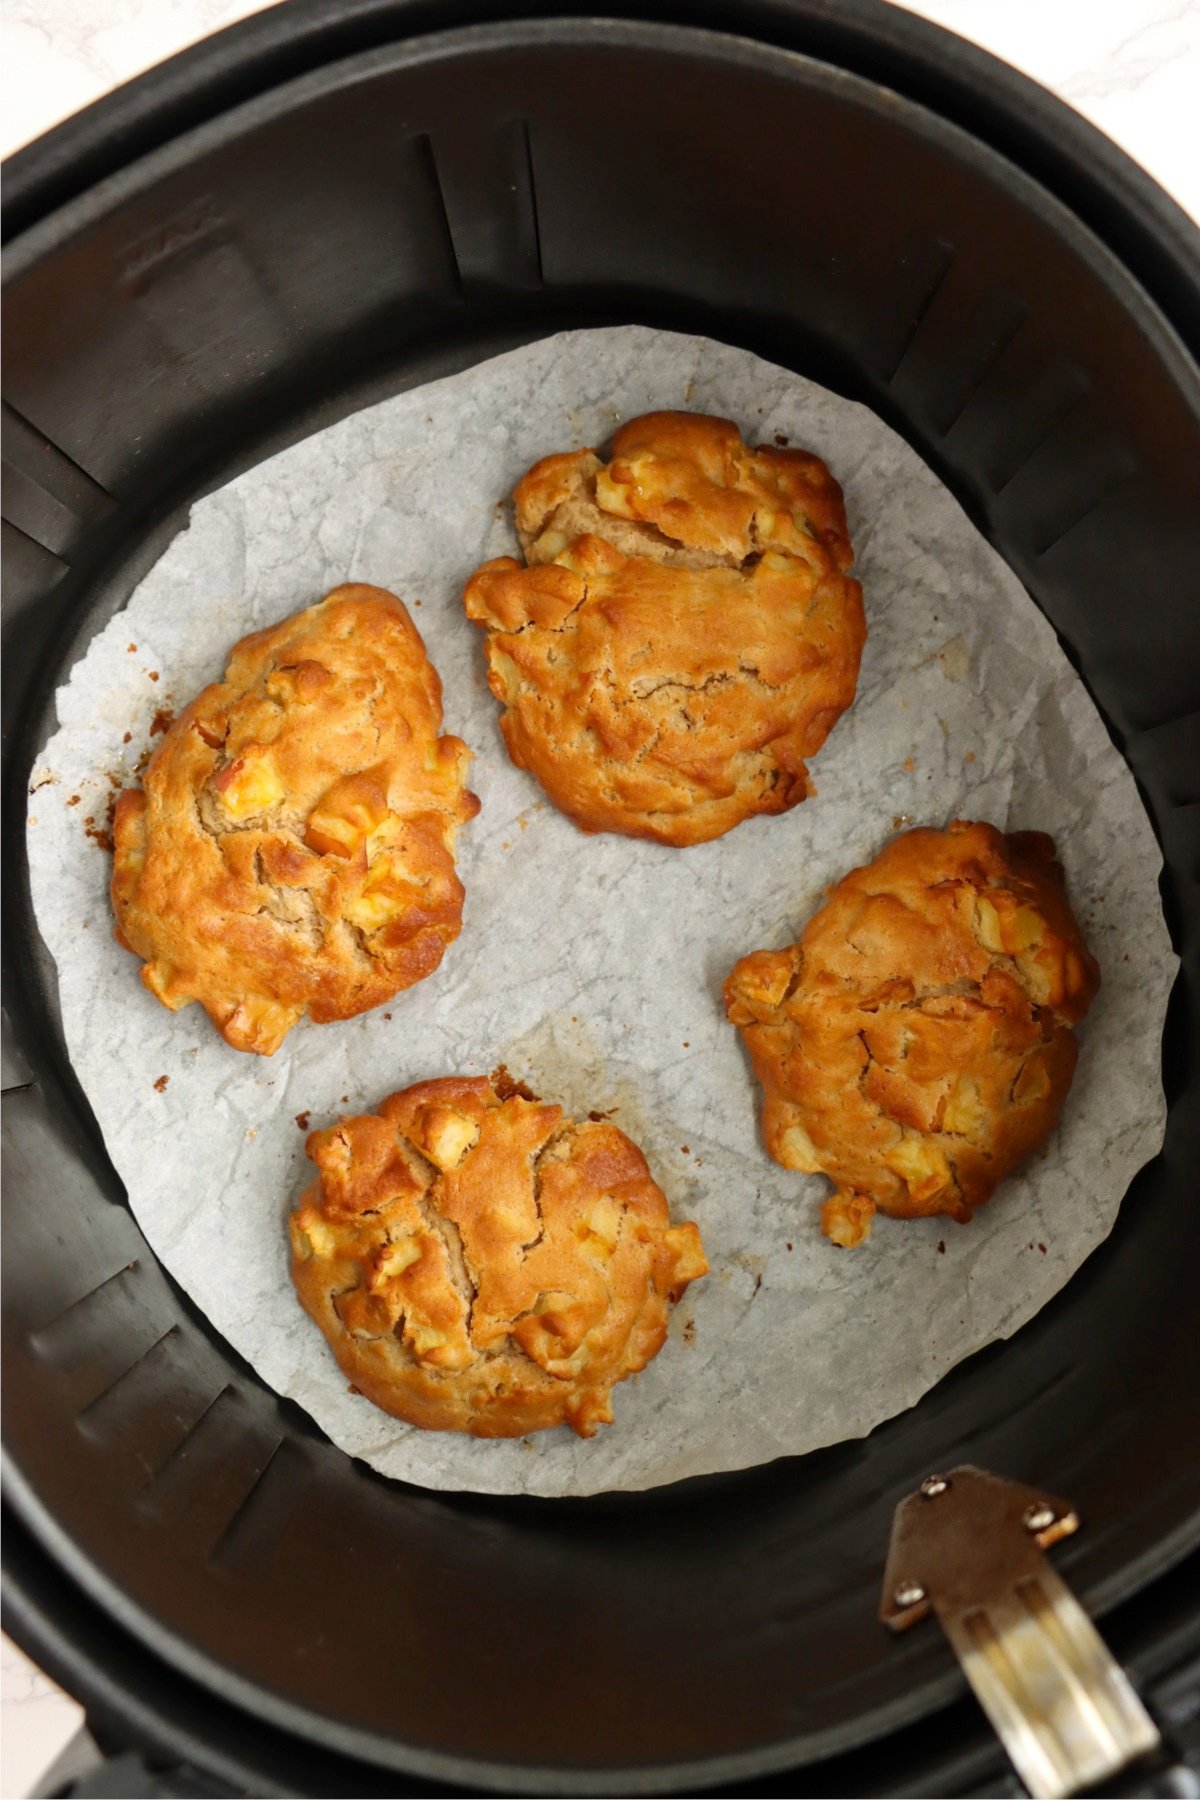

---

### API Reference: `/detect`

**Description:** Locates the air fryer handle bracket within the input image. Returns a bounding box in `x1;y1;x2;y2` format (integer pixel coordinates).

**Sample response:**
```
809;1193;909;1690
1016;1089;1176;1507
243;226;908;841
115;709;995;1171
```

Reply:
881;1466;1166;1799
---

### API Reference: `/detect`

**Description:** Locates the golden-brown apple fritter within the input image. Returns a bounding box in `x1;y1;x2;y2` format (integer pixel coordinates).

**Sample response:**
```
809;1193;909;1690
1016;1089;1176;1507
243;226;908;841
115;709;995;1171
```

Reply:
112;585;478;1054
725;822;1100;1245
463;412;865;845
290;1073;708;1437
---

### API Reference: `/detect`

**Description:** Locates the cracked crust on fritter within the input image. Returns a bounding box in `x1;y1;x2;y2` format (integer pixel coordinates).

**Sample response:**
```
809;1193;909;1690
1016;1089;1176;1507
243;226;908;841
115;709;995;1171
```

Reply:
463;412;865;846
725;822;1100;1246
290;1074;709;1437
111;585;478;1055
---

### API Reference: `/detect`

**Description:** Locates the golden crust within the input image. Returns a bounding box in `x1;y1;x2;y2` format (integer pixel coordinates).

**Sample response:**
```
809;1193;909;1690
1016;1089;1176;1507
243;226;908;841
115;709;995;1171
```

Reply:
290;1074;708;1438
463;412;865;846
111;585;478;1055
725;822;1101;1245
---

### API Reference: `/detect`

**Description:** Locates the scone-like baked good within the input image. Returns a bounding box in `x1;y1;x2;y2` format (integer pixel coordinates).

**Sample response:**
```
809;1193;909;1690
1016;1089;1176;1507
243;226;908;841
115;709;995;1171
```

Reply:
725;822;1100;1246
463;411;865;845
290;1074;708;1437
112;585;478;1055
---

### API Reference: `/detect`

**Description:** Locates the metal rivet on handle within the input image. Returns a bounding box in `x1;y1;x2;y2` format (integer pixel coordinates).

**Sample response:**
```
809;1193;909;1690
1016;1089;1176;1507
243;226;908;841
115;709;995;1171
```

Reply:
921;1475;950;1498
1024;1504;1056;1532
893;1580;926;1609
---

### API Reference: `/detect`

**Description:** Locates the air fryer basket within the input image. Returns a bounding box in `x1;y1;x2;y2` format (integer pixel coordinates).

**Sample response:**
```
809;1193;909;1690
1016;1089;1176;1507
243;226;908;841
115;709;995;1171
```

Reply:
4;3;1199;1794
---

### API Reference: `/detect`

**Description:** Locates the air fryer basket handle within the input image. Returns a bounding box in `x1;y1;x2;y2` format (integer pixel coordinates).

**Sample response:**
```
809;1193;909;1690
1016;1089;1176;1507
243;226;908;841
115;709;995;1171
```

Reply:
881;1467;1189;1799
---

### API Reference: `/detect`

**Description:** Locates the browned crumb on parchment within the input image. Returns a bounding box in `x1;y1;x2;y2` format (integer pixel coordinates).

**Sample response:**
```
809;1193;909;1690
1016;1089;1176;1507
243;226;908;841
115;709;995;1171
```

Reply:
490;1063;537;1102
153;1074;169;1093
84;811;115;853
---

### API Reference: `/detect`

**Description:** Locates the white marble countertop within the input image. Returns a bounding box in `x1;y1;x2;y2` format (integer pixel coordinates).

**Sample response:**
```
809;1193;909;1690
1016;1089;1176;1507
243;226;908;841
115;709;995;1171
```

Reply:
1;1;1197;1794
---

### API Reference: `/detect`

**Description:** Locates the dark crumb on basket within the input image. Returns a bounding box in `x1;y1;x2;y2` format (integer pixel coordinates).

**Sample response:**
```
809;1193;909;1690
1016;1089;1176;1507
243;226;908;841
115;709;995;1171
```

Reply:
680;1145;690;1155
341;1094;349;1104
965;749;976;763
752;1274;763;1297
127;643;137;653
937;1240;946;1254
1038;1242;1047;1254
295;1111;311;1132
682;1317;696;1345
123;731;132;744
682;1040;689;1048
773;431;790;446
149;706;174;737
786;1241;793;1252
153;1074;169;1093
148;670;160;682
587;1108;615;1122
383;1012;392;1020
491;1063;538;1103
413;598;422;606
66;794;80;807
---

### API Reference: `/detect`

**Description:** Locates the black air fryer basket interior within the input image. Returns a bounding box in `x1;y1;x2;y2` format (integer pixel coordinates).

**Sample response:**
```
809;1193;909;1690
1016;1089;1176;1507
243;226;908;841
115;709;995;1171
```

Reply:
4;3;1199;1794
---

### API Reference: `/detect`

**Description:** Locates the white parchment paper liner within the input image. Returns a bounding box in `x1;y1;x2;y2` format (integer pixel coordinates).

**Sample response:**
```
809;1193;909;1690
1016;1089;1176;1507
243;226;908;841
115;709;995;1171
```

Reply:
26;327;1175;1496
